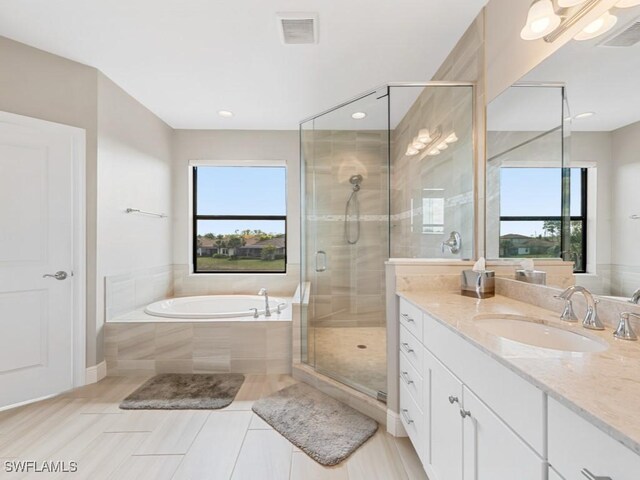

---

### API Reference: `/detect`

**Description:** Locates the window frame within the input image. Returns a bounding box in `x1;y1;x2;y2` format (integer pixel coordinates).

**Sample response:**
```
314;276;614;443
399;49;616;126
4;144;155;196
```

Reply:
499;167;588;274
191;165;287;274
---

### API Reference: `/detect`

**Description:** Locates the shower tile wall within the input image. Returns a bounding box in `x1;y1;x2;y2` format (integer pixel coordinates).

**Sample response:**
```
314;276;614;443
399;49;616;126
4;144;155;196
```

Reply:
306;130;388;329
390;86;474;259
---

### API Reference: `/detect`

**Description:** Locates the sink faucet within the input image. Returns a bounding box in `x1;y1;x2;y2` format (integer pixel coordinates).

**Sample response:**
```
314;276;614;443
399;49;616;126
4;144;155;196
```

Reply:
258;288;271;317
629;288;640;304
555;286;604;330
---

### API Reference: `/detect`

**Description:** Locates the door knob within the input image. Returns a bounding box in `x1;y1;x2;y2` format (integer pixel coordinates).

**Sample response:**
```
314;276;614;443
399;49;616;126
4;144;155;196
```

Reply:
43;271;68;281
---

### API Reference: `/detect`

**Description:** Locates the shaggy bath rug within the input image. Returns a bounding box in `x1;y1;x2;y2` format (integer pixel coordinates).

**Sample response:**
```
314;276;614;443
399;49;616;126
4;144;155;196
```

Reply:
120;373;244;410
252;382;378;466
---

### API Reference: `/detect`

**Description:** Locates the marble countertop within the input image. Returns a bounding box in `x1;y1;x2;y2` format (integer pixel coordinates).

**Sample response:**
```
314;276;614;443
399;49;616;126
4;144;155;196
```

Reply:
397;291;640;456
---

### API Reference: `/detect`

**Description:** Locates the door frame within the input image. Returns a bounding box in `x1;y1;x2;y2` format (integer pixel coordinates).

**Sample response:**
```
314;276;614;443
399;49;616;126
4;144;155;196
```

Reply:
0;110;87;393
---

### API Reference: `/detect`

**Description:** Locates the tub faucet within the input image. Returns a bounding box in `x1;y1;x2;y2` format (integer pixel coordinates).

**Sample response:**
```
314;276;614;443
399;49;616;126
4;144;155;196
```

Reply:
555;286;604;330
629;288;640;304
258;288;271;317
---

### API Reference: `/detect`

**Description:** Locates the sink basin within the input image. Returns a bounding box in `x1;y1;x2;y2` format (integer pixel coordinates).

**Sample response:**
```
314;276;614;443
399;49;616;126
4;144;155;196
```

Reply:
474;315;608;353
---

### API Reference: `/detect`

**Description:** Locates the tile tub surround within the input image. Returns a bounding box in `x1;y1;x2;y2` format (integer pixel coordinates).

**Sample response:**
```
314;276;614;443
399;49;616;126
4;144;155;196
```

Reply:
105;265;173;321
105;315;292;376
397;289;640;456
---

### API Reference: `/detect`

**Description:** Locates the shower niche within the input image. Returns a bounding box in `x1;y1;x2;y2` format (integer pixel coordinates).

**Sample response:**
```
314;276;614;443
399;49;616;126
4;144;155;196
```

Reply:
300;83;475;399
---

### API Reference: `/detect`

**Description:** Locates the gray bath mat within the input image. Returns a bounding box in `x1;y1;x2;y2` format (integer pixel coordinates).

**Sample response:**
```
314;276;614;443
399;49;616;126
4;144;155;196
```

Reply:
120;373;244;410
252;382;378;466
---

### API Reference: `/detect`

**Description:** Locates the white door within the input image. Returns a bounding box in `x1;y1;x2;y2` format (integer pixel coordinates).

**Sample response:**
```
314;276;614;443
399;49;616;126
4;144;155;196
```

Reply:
462;386;545;480
0;113;82;409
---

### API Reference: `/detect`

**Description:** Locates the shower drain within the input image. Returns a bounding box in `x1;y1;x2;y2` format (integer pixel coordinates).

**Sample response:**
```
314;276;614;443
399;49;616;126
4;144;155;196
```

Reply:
357;344;367;349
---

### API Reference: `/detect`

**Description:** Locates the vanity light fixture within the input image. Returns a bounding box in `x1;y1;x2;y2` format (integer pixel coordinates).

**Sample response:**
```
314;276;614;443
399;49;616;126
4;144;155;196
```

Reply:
558;0;588;7
218;110;234;118
616;0;640;7
574;10;618;41
352;112;367;119
520;0;562;40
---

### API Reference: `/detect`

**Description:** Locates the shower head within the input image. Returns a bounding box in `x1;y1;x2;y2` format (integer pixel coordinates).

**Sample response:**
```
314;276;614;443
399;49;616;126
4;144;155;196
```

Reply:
349;174;363;186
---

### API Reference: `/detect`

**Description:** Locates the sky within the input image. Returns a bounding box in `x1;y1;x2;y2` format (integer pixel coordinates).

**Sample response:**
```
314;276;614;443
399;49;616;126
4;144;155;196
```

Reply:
196;166;286;236
500;167;582;236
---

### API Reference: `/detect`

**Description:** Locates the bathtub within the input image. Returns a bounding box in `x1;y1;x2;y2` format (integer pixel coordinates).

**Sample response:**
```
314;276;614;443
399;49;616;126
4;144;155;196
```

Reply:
144;294;288;320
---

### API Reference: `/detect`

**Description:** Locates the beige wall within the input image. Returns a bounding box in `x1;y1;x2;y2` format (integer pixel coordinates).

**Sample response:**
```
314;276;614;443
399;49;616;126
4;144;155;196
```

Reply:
96;73;174;361
171;130;300;297
0;36;100;366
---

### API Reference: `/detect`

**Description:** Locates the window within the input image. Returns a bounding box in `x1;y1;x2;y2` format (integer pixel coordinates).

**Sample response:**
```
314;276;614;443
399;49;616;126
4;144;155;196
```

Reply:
499;167;587;273
422;188;445;234
193;165;287;273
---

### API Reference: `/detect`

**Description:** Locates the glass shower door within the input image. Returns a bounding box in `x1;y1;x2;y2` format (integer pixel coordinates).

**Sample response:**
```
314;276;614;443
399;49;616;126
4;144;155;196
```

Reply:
301;90;389;399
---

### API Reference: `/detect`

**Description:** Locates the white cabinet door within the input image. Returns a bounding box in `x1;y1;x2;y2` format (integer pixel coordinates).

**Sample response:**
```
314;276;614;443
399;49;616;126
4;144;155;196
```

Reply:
462;386;545;480
549;397;640;480
428;350;463;480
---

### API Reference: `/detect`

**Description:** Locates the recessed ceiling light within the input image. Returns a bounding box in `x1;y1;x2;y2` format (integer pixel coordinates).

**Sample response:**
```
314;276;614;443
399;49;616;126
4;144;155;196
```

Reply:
218;110;234;118
574;112;595;119
352;112;367;120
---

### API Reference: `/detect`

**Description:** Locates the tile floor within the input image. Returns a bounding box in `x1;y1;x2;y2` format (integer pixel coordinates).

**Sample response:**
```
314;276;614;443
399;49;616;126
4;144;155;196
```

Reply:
0;375;426;480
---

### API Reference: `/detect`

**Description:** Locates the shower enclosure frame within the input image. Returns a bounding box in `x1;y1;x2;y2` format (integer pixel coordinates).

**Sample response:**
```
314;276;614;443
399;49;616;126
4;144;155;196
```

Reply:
300;81;477;401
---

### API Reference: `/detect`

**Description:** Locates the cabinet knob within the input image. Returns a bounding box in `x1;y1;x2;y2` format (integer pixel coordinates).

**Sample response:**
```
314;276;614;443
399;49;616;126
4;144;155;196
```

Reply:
448;395;459;404
401;409;414;424
401;371;414;385
459;408;471;419
401;342;414;354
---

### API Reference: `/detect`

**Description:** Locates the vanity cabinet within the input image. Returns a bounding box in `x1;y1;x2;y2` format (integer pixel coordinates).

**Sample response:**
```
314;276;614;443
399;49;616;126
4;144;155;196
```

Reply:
399;297;545;480
548;398;640;480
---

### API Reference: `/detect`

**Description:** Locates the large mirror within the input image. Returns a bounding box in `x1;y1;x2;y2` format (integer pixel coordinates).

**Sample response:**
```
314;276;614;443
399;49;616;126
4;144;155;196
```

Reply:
487;4;640;301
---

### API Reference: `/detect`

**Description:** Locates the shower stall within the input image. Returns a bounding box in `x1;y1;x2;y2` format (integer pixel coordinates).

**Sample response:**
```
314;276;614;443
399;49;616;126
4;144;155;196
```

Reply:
300;83;475;400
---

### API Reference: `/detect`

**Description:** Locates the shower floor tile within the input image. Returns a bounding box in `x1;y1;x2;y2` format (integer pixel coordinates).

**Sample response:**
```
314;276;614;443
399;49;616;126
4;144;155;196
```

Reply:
310;327;386;395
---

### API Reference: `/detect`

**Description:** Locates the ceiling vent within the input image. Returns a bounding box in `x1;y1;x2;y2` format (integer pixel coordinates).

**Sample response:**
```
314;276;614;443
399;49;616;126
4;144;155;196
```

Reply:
276;12;318;44
598;18;640;47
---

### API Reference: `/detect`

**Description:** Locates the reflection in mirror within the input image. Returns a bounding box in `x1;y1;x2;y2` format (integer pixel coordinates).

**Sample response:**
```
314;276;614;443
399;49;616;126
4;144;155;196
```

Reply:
487;5;640;301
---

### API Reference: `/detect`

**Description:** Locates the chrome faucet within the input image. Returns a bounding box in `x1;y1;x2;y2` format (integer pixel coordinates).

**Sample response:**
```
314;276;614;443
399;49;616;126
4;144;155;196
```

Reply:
441;231;462;254
614;312;638;341
629;288;640;304
555;286;604;330
258;288;271;317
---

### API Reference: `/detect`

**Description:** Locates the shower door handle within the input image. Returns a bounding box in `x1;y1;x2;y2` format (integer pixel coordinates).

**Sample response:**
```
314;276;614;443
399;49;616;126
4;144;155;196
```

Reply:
315;251;327;272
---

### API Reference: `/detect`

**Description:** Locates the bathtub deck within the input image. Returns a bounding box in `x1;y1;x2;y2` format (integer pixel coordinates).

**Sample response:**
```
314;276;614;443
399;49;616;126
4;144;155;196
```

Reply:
0;375;426;480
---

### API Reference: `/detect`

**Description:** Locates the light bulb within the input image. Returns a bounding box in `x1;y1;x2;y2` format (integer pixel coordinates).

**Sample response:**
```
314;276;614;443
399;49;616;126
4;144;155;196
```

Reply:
574;11;617;41
445;132;458;144
521;0;561;40
218;110;234;118
412;137;426;150
352;112;367;120
406;146;419;156
417;129;432;143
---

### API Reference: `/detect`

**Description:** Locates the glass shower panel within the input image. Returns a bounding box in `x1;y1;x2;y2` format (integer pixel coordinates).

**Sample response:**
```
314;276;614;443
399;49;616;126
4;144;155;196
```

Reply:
389;85;475;259
302;91;390;399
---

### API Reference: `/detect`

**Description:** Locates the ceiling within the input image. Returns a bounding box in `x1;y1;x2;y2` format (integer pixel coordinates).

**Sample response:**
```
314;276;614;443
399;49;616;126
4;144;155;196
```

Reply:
488;5;640;132
0;0;487;130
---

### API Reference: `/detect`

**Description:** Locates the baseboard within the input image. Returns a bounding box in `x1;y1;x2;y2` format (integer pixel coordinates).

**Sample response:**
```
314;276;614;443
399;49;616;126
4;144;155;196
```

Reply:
85;360;107;385
386;410;408;437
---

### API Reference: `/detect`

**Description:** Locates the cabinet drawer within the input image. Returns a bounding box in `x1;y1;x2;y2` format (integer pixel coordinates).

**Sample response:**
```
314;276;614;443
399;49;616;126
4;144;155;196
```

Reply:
399;297;423;340
422;311;545;455
400;324;424;374
400;382;425;462
548;397;640;480
399;350;424;408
